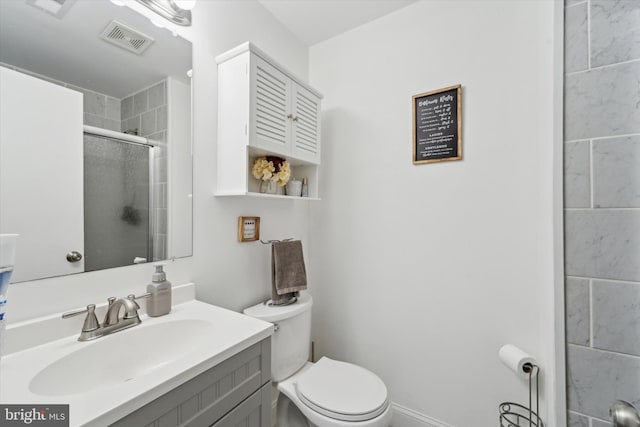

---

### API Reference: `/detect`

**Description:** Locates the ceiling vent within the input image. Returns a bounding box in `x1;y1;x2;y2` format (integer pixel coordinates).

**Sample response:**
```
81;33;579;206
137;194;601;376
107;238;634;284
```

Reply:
99;20;154;55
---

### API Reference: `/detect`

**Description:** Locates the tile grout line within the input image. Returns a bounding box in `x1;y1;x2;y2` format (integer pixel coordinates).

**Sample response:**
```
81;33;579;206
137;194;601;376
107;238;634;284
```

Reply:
569;410;612;427
592;414;614;424
568;343;640;360
587;0;592;70
566;0;588;8
565;207;640;211
589;278;594;348
565;57;640;77
566;275;640;285
589;139;594;208
564;132;640;143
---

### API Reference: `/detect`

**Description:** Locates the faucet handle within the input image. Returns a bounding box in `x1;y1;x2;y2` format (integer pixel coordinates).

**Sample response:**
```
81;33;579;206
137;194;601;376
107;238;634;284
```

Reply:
104;297;117;325
123;294;141;319
127;294;141;308
62;304;100;332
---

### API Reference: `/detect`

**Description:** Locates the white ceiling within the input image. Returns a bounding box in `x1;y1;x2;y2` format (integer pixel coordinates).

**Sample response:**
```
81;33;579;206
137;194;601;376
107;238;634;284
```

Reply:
0;0;191;99
0;0;415;97
257;0;419;46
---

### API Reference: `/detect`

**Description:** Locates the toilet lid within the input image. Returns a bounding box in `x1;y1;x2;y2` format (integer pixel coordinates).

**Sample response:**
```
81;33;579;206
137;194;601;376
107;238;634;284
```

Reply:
295;357;389;422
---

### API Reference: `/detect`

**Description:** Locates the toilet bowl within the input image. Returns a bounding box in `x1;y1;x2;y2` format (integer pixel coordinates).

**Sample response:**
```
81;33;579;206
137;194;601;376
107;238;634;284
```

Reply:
277;359;392;427
243;293;391;427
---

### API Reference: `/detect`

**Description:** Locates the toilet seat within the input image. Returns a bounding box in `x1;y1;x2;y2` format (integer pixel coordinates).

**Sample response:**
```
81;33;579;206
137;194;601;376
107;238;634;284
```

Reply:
295;357;389;422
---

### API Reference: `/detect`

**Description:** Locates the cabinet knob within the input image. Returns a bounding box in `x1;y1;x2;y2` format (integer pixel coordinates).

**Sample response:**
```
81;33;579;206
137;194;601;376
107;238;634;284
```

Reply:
287;114;299;122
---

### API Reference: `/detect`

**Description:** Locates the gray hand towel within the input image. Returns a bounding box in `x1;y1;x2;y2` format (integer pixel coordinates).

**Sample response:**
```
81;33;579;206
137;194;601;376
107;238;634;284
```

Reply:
271;240;307;304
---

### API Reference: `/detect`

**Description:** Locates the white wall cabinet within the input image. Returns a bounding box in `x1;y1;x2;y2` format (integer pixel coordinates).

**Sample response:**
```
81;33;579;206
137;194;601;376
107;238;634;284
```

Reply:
216;42;322;199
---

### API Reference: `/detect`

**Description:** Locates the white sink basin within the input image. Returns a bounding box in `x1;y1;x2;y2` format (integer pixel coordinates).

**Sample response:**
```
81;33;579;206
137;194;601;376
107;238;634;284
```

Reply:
29;319;212;396
1;298;274;427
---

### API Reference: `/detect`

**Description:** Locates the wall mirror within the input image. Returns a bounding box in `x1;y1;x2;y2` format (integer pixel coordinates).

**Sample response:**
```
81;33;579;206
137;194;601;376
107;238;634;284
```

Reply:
0;0;193;283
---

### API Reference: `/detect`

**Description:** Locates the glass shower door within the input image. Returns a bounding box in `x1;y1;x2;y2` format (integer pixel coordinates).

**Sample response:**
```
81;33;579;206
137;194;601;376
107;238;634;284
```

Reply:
83;135;152;272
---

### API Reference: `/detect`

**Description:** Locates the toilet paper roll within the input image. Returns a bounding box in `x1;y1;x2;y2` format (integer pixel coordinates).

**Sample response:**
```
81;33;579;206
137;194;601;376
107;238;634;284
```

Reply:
499;344;537;379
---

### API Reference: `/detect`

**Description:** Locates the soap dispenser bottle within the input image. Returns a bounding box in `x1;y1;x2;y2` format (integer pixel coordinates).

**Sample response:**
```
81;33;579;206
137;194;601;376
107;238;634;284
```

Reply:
147;263;172;317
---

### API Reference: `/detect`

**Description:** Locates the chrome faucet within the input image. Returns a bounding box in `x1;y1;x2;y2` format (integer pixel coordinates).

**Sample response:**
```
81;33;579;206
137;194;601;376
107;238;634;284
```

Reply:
62;294;142;341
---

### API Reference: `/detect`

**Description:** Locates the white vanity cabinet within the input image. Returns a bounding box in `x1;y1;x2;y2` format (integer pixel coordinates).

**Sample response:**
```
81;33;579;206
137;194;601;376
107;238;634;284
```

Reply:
216;42;322;199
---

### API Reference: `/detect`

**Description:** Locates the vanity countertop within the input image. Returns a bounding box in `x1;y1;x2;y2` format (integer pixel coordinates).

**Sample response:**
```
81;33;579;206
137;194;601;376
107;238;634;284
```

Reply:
0;296;274;426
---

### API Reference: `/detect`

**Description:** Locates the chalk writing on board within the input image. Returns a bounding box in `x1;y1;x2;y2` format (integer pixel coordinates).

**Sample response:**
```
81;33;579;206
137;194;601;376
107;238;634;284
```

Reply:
413;85;461;164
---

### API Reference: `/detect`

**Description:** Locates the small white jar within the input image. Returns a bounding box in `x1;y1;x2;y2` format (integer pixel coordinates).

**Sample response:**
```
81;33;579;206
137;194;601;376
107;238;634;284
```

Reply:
286;179;303;197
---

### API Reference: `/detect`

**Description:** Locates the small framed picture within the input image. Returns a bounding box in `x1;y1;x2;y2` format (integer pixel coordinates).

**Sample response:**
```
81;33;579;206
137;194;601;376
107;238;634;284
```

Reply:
238;217;260;242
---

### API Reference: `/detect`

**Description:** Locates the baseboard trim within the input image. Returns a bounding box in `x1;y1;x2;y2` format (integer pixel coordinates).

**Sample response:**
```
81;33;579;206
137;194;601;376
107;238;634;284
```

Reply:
271;397;453;427
391;403;456;427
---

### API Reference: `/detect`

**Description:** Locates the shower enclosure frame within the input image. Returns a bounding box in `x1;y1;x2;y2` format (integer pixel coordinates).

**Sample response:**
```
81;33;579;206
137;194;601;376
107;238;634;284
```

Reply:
83;124;162;267
551;2;567;426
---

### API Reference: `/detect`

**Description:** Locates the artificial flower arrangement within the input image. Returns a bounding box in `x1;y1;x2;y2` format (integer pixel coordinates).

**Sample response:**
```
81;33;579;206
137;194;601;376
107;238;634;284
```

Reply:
251;156;291;187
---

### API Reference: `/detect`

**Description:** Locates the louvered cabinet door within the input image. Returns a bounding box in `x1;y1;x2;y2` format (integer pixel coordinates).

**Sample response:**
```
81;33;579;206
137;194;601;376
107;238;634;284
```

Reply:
216;43;322;198
291;84;321;163
250;56;291;154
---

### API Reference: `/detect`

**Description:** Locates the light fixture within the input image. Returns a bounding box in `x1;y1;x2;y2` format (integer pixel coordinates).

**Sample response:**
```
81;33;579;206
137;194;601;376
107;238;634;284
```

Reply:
134;0;194;26
150;18;166;28
173;0;196;10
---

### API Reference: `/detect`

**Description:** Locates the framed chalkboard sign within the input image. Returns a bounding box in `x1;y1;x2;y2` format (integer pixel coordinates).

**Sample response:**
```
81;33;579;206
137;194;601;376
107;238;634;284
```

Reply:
412;84;462;164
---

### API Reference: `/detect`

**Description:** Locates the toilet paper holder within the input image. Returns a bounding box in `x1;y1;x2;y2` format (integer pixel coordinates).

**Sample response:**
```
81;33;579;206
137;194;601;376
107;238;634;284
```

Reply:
499;362;543;427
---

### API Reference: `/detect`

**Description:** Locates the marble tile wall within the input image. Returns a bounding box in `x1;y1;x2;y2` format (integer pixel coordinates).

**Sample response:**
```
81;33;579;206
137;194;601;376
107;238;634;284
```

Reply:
121;81;169;262
564;0;640;425
74;86;121;132
569;411;614;427
121;80;167;140
0;62;122;131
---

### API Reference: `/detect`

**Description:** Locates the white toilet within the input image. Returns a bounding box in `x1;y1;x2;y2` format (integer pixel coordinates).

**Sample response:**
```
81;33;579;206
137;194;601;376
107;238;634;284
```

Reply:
244;292;392;427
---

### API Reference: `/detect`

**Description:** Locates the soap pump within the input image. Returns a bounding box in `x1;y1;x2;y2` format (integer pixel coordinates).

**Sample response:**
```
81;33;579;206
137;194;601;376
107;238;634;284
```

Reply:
147;263;172;317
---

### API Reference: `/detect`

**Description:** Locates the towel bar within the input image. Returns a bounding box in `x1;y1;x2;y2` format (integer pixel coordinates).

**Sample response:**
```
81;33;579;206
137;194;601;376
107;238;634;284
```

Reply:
260;238;293;244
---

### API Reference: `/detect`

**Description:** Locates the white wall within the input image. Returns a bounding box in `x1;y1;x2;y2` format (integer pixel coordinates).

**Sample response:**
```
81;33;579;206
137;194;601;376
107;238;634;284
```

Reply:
308;1;560;426
5;1;564;425
6;0;313;322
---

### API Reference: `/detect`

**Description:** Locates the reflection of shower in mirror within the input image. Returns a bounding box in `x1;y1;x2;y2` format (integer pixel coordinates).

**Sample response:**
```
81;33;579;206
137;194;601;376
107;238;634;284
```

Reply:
83;128;161;272
0;0;193;283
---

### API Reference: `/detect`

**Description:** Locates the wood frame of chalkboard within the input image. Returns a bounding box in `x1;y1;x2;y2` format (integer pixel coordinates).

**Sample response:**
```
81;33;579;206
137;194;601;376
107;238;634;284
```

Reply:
412;84;462;164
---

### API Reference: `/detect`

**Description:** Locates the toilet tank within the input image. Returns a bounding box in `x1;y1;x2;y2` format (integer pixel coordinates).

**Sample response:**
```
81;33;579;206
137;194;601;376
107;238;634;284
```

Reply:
243;292;312;382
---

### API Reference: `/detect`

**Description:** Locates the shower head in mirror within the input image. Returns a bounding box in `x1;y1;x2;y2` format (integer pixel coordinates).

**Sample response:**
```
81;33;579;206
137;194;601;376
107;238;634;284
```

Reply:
134;0;193;26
